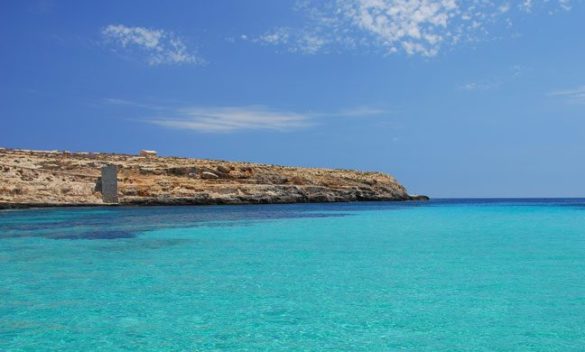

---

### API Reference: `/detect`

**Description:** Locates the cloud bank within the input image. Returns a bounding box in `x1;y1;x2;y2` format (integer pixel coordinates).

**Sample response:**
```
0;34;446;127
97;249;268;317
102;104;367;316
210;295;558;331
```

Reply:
254;0;575;57
102;24;204;66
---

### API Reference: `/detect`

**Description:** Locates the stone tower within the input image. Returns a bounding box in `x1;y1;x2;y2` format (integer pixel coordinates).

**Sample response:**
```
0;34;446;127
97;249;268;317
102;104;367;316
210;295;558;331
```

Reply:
101;164;118;203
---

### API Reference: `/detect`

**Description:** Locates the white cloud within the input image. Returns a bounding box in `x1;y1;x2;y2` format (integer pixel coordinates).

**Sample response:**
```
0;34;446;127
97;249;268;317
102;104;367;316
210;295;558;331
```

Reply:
256;27;328;54
460;81;500;91
559;0;573;10
103;98;167;110
324;106;389;117
549;86;585;103
105;99;390;133
459;65;528;92
102;24;204;66
258;28;291;45
255;0;575;57
149;105;391;133
149;106;312;133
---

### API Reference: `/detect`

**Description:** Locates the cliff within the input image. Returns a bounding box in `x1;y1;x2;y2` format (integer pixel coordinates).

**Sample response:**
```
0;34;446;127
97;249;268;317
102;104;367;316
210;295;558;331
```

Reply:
0;148;427;208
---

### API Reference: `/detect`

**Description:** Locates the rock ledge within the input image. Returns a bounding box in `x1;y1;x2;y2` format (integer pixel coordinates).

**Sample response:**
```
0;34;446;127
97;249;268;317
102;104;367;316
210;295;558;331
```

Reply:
0;148;427;208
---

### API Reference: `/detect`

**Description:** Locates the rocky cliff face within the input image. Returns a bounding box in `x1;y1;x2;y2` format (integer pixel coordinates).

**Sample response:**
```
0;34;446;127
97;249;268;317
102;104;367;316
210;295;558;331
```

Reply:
0;148;427;208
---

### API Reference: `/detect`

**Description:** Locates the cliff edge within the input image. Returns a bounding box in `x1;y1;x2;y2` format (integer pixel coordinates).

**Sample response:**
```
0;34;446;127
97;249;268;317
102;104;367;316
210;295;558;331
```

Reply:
0;148;427;208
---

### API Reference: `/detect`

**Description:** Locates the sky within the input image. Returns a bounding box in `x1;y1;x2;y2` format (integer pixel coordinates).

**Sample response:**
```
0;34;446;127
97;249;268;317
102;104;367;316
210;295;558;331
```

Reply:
1;0;584;198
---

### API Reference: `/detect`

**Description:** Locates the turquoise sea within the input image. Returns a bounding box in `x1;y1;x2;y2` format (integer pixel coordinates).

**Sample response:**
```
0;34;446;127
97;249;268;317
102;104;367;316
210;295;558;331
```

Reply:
1;200;585;351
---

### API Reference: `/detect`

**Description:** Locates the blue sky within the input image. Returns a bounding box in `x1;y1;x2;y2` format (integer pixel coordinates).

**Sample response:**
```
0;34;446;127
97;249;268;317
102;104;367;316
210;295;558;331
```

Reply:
1;0;584;198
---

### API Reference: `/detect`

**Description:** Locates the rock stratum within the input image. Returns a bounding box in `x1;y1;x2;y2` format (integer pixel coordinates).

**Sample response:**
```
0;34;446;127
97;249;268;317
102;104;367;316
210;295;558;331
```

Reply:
0;148;427;208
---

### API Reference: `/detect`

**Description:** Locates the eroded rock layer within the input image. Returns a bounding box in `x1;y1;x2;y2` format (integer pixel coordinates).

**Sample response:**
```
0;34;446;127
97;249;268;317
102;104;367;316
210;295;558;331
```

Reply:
0;148;426;208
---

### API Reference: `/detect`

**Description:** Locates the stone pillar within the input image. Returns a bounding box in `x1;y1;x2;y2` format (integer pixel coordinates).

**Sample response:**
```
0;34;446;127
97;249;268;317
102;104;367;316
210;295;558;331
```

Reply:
101;164;118;203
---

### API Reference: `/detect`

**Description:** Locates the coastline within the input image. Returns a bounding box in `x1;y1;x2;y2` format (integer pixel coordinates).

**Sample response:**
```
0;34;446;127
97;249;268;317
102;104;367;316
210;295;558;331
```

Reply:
0;196;429;210
0;148;428;208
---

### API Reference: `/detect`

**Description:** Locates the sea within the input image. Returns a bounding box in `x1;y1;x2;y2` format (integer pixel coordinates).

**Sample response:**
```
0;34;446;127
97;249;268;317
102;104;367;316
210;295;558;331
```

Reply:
1;199;584;351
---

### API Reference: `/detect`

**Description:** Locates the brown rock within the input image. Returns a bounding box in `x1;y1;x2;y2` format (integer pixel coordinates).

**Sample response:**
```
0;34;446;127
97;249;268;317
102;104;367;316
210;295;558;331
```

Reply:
216;165;231;174
201;171;219;179
0;148;427;208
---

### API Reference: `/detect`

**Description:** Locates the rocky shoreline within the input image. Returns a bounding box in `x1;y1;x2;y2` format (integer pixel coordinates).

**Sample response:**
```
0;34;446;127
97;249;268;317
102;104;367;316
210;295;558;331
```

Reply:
0;148;427;209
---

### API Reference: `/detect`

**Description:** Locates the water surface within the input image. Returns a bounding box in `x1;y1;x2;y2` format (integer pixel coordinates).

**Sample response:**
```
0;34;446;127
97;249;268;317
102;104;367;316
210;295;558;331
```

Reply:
1;200;585;351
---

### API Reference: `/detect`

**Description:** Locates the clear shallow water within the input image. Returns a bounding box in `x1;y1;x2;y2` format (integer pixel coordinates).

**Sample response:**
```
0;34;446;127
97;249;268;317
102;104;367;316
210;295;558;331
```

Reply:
1;200;585;351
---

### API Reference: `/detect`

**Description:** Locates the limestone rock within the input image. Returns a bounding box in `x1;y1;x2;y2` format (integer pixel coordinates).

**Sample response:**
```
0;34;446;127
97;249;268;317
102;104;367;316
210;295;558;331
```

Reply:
201;171;219;179
0;148;426;208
